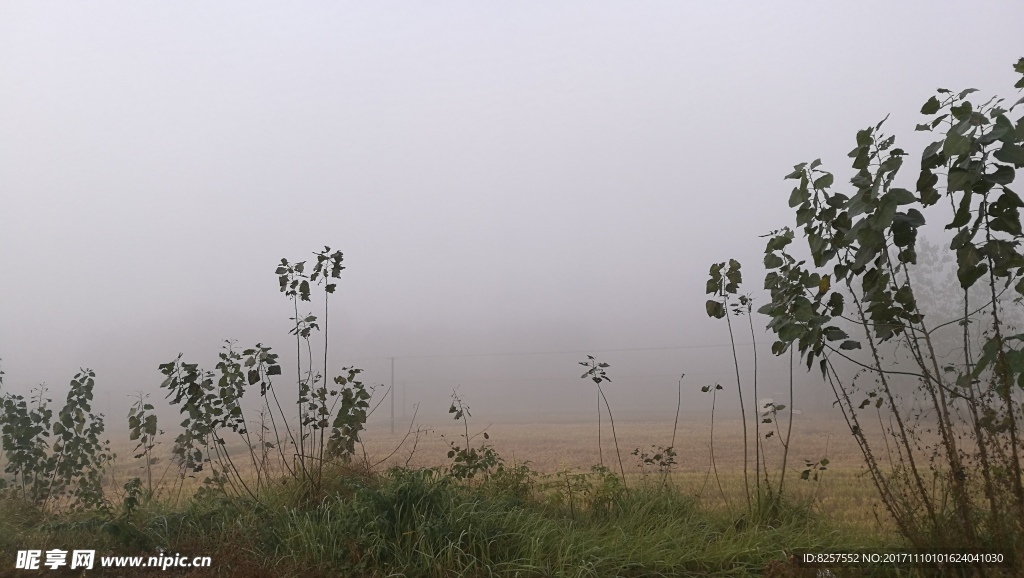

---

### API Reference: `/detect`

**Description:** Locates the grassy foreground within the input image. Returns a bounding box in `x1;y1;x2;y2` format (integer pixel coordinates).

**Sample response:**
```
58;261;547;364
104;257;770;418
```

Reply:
1;462;907;578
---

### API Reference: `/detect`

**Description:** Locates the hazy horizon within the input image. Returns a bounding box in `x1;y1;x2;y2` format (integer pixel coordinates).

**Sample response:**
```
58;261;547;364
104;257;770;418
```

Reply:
2;2;1022;427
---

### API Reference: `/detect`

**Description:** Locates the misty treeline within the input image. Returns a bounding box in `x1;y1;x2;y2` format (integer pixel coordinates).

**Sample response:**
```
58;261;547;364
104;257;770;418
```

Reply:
1;57;1023;572
705;57;1024;557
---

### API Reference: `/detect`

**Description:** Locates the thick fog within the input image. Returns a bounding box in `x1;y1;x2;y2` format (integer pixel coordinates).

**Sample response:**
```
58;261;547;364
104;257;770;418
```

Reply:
2;2;1022;429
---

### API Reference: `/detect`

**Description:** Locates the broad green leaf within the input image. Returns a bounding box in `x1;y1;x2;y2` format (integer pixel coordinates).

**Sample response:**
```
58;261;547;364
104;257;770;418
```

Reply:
813;173;834;189
852;149;870;170
892;220;917;248
784;163;807;180
989;114;1017;144
779;323;804;342
887;188;917;205
949;190;973;228
894;208;926;228
856;127;873;147
894;285;915;307
824;327;848;341
793;298;814;322
921;140;943;161
994;143;1024;167
789;186;809;208
957;263;988;289
950;101;973;120
765;229;794;252
833;264;849;281
796;207;815;226
985;165;1015;185
943;131;971;157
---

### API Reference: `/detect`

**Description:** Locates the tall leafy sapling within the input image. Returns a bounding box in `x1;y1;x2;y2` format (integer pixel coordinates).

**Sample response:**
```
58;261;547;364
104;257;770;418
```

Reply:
158;246;370;501
579;355;626;487
757;57;1024;552
127;392;162;501
705;259;752;512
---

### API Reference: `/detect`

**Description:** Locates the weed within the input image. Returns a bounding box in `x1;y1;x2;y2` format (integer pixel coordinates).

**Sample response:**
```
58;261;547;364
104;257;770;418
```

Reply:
443;390;505;482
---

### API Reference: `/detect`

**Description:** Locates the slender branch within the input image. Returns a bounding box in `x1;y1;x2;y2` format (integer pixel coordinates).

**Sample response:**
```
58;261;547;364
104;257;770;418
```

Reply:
598;384;627;488
822;343;928;380
671;374;684;450
777;347;795;500
747;304;761;502
372;404;422;468
723;295;751;513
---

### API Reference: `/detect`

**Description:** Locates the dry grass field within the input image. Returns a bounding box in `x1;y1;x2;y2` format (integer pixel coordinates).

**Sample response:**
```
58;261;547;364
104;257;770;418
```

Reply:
104;412;898;540
358;414;894;537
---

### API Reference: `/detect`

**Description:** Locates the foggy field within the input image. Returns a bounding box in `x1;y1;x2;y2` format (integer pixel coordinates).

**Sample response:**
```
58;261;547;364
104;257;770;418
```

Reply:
3;410;902;577
104;415;869;483
5;2;1024;576
359;415;865;472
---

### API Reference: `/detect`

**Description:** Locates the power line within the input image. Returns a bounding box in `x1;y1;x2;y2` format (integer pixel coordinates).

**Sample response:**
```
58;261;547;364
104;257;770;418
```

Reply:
349;341;757;363
353;371;790;387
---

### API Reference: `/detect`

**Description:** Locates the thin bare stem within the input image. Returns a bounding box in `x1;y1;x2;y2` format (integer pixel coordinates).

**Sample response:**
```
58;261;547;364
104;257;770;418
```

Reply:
724;296;751;512
598;384;627;489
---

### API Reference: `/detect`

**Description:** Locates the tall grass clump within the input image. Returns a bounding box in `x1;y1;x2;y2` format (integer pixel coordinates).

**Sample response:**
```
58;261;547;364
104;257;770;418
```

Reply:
261;465;860;578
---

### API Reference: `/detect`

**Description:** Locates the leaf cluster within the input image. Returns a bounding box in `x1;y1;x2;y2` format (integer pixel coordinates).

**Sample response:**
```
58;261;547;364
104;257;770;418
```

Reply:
705;259;743;319
578;355;610;385
326;367;372;460
0;371;114;511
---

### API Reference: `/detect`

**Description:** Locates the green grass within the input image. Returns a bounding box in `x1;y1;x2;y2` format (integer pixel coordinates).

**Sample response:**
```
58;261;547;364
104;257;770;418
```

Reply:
0;464;900;577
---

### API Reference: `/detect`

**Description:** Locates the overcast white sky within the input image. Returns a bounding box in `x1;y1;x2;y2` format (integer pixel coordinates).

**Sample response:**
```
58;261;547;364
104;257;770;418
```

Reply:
2;2;1022;423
